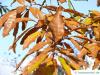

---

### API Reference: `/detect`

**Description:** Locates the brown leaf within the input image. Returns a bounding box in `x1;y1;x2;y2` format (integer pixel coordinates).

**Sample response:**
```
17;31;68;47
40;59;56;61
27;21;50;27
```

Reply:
29;7;45;20
49;7;64;42
23;31;41;49
85;43;100;57
90;10;100;17
16;44;52;70
65;19;79;30
22;10;29;30
36;20;45;27
77;48;88;59
43;6;57;11
93;26;100;41
27;41;49;55
68;58;80;70
36;36;42;43
0;10;15;28
20;27;40;44
13;23;19;37
64;9;84;16
12;23;19;53
26;0;33;3
32;60;56;75
15;18;32;23
9;26;34;50
3;10;17;37
16;6;26;14
13;13;22;37
97;0;100;6
70;38;81;51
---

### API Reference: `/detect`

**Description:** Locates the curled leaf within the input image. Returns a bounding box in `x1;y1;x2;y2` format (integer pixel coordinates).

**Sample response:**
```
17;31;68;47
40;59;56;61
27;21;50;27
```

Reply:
49;7;64;42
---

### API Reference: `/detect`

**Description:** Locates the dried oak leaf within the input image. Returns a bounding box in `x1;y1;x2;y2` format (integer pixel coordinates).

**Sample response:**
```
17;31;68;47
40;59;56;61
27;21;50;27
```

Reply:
49;7;64;42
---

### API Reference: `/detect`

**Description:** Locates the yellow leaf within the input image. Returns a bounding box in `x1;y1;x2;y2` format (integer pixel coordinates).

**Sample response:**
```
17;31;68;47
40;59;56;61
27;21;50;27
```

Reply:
23;31;42;49
83;18;92;25
74;16;81;22
29;7;44;20
58;56;72;75
33;61;56;75
16;41;50;70
24;53;48;75
22;47;52;75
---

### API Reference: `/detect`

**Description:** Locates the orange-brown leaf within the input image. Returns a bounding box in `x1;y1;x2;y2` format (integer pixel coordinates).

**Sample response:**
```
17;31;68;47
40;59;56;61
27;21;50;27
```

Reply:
16;6;26;14
93;26;100;41
29;7;44;20
0;10;15;28
22;47;52;75
70;38;81;51
58;0;66;3
65;19;79;29
64;9;84;16
3;10;17;37
15;18;32;23
49;7;64;42
23;31;41;49
20;27;40;44
17;0;25;5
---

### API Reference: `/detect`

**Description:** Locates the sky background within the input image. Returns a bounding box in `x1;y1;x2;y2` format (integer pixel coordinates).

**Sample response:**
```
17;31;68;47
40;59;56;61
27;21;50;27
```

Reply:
0;0;100;75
